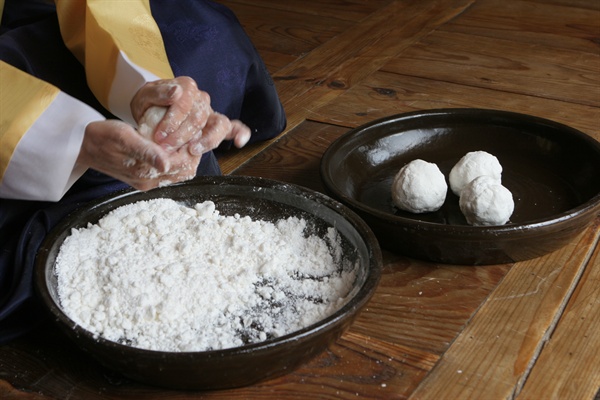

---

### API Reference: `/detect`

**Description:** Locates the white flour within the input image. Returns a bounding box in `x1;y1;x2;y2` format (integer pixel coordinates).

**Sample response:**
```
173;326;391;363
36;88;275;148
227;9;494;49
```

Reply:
55;199;357;352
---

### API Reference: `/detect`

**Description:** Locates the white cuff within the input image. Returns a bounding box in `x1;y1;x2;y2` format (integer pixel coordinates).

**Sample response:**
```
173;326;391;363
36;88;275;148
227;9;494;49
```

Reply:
0;92;105;201
108;50;161;126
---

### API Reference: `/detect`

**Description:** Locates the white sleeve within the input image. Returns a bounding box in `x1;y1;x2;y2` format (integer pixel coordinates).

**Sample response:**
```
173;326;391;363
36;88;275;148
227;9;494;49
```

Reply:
0;92;105;201
108;50;161;126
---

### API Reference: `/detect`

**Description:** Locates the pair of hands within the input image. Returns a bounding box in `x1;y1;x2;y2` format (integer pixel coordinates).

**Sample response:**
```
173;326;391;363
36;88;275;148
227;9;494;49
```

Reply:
77;77;251;190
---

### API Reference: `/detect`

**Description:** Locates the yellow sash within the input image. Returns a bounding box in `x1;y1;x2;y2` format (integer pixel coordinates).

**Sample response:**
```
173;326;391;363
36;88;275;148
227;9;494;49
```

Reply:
0;63;60;179
55;0;174;108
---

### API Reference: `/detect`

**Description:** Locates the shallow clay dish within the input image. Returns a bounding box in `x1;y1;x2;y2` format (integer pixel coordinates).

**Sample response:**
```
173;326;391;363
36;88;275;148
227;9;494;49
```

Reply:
320;108;600;265
35;176;382;390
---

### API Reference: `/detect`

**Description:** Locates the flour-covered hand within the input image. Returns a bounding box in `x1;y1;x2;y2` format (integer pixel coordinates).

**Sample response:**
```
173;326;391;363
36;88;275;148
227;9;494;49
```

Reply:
131;76;211;152
77;120;201;191
132;77;251;156
188;114;251;156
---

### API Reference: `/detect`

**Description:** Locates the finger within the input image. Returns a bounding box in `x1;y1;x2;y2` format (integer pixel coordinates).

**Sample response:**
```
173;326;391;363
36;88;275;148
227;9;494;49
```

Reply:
229;120;251;148
189;112;232;156
155;91;212;151
157;102;211;152
137;106;167;140
136;142;171;174
79;120;177;192
164;145;201;179
131;81;182;122
123;140;172;177
151;83;181;105
131;145;200;190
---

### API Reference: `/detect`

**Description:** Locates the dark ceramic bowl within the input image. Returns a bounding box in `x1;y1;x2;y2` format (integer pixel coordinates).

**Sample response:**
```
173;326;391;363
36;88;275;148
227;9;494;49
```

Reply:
35;176;382;390
320;108;600;265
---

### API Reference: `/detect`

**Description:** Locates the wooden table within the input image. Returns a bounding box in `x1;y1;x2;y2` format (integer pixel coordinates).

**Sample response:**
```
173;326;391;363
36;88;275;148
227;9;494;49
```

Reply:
2;0;599;398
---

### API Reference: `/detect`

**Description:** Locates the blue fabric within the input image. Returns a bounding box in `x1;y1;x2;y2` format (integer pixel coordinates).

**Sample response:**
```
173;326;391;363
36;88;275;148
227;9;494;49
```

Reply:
150;0;286;144
0;0;286;343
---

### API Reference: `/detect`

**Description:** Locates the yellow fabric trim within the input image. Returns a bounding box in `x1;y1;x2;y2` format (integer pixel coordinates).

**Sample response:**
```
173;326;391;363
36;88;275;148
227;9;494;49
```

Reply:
0;62;59;180
55;0;86;65
56;0;174;109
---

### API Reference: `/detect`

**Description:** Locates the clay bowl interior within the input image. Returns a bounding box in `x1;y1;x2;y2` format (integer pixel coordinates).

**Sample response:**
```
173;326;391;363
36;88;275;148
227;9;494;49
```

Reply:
320;108;600;265
35;176;382;390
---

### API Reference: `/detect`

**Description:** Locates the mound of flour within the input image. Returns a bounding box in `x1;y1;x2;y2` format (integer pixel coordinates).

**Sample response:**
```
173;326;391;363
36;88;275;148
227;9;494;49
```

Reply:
55;199;358;352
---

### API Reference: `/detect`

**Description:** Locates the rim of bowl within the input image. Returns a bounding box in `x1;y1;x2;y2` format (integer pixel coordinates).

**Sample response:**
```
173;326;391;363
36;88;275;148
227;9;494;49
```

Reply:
320;108;600;237
35;176;383;358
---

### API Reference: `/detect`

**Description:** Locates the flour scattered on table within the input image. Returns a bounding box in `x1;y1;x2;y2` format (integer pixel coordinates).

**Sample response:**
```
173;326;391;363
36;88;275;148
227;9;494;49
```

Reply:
55;199;358;352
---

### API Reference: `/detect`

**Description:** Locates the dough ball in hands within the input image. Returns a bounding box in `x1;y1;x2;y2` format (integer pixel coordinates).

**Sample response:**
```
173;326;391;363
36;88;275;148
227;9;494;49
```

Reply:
391;159;448;213
459;176;514;226
449;151;502;196
138;106;168;140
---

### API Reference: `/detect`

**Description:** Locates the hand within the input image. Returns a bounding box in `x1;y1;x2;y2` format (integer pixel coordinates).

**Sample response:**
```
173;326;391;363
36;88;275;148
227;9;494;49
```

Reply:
187;113;251;156
131;77;251;155
130;76;212;152
77;120;201;191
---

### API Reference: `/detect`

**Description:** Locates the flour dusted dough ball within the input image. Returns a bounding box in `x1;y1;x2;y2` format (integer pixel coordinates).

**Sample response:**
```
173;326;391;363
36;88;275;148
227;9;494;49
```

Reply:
391;159;448;213
459;176;514;226
138;106;168;139
449;151;502;196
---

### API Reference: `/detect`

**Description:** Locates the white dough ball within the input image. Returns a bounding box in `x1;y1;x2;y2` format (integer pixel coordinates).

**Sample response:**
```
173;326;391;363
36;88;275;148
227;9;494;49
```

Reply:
459;176;514;226
449;151;502;196
138;106;168;139
391;159;448;213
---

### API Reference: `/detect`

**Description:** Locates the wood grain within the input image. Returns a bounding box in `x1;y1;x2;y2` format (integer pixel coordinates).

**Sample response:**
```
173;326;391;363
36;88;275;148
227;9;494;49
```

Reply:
220;2;355;61
528;0;600;11
408;221;600;399
232;120;346;191
218;0;476;174
223;0;395;23
517;223;600;400
2;0;599;399
307;71;600;139
220;0;396;73
440;0;600;53
381;30;600;107
0;380;46;400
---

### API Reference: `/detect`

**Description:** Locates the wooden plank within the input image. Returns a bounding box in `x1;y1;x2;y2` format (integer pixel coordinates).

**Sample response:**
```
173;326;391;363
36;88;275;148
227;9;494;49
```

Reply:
273;0;477;108
216;1;393;73
0;380;46;400
217;2;354;60
219;0;477;174
517;226;600;400
350;258;511;355
230;121;347;191
527;0;600;12
236;332;439;399
408;220;600;400
440;0;600;53
250;49;297;75
381;30;600;107
221;0;394;23
307;71;600;140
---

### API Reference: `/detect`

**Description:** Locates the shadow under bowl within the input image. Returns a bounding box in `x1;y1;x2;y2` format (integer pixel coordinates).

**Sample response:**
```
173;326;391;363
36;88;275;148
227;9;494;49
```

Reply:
35;176;382;390
320;108;600;265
